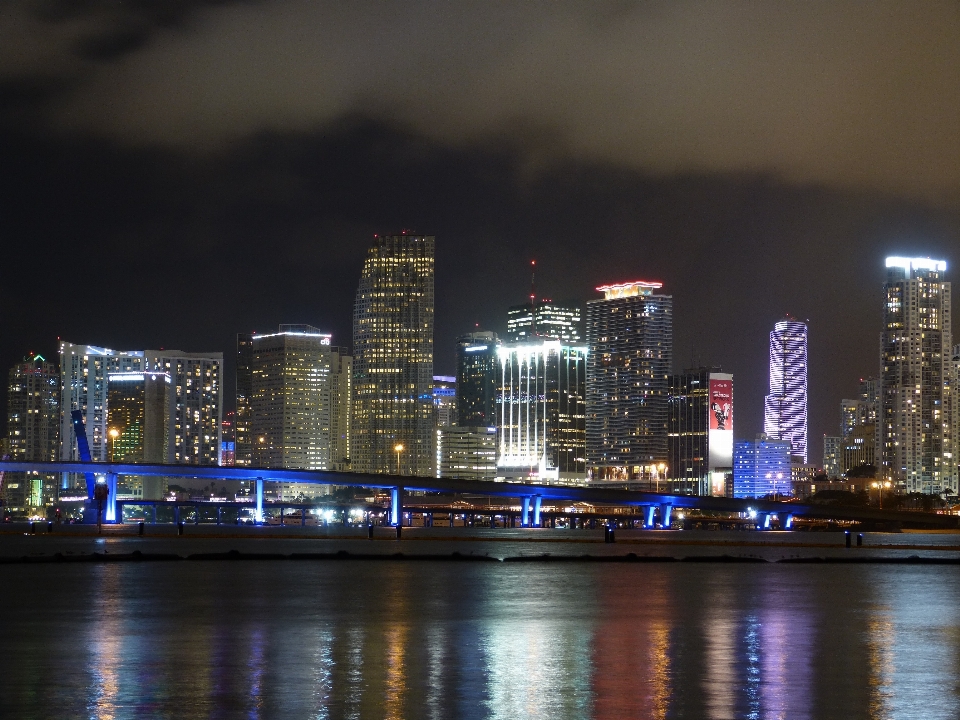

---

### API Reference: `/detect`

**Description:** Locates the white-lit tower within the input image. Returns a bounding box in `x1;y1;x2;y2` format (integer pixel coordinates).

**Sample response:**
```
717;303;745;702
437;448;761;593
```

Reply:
763;319;808;463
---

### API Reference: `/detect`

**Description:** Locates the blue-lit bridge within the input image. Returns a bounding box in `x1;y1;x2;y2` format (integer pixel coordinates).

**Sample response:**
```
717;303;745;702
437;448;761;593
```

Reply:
1;460;956;529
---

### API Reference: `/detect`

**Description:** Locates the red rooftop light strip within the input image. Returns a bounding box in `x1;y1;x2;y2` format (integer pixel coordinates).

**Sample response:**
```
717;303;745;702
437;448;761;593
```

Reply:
596;280;663;292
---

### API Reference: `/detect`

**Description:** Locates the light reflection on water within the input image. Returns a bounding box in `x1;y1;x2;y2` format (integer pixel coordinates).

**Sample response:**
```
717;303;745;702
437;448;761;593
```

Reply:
2;563;960;718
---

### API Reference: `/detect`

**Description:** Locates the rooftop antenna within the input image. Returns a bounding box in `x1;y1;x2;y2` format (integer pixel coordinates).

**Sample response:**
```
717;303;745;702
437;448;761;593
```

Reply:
530;260;537;337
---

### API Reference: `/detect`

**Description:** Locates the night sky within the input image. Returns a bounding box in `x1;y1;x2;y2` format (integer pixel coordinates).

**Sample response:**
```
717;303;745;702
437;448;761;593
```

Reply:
3;2;960;460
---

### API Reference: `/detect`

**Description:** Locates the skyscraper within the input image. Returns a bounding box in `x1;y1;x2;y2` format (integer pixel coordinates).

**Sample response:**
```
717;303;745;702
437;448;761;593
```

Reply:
250;325;350;472
763;318;808;463
436;426;497;481
496;340;587;484
506;301;583;343
433;376;457;428
145;350;223;466
668;368;734;496
456;331;499;428
234;333;254;467
352;234;435;476
5;355;59;512
733;435;791;499
586;281;673;483
880;257;956;494
106;370;170;499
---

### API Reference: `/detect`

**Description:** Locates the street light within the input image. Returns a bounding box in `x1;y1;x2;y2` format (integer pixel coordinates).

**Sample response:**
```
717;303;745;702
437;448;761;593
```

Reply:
657;462;666;494
394;444;404;475
108;428;119;462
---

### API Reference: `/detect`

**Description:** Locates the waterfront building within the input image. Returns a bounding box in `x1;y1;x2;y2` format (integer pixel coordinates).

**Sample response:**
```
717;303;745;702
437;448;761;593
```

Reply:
880;257;956;494
59;343;146;466
496;340;587;484
5;355;59;512
506;300;583;343
106;371;170;499
667;368;734;496
220;411;236;466
352;234;435;476
823;436;842;478
235;333;254;466
456;331;499;427
433;376;457;428
763;318;808;463
250;326;348;470
145;350;222;466
586;281;673;483
733;435;791;498
436;426;497;481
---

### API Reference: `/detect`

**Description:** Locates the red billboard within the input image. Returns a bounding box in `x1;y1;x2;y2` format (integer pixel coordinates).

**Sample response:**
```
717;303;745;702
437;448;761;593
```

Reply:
709;379;733;431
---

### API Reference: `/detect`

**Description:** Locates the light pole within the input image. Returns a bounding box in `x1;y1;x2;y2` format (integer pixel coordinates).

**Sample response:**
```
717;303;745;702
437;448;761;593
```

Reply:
657;463;666;494
394;444;404;475
108;428;119;462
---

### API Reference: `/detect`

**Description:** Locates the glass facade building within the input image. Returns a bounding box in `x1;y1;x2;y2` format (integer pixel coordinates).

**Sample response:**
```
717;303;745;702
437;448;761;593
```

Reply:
733;435;791;498
586;281;673;482
763;318;808;463
506;301;582;343
352;234;435;476
456;331;499;428
496;341;587;484
668;368;734;496
880;257;956;494
234;333;254;467
5;355;59;512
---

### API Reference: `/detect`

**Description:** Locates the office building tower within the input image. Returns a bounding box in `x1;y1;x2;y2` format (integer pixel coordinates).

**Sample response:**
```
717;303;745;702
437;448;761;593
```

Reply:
235;333;254;466
733;435;791;498
250;326;350;478
506;300;582;343
496;340;587;484
841;425;876;475
145;350;222;466
763;318;808;463
586;281;673;482
880;257;956;494
328;348;352;472
456;331;499;427
823;436;842;478
668;368;734;496
352;234;435;476
5;355;59;512
59;343;146;465
106;371;170;499
220;411;236;467
953;344;960;485
436;426;497;481
433;376;457;428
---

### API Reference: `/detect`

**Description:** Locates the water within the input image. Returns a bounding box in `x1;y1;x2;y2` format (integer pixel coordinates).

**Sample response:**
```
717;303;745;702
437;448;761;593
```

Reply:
2;558;960;718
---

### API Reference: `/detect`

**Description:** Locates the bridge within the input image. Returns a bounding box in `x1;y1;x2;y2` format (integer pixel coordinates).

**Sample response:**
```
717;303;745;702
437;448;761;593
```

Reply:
1;460;956;529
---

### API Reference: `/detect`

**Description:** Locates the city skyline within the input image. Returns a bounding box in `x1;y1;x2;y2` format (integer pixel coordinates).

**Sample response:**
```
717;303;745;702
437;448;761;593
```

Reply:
4;5;960;468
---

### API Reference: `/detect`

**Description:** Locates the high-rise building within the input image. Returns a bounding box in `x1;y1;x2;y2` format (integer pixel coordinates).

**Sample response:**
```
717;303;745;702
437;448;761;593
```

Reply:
433;376;457;428
328;348;352;472
352;234;435;476
221;411;236;467
456;331;499;428
823;436;842;478
763;318;808;463
841;425;876;475
59;343;146;465
496;340;587;484
250;326;350;475
668;368;734;496
506;300;583;343
436;426;497;481
145;350;222;466
880;257;956;494
235;333;254;466
106;371;170;499
733;435;791;498
586;281;673;482
5;355;59;512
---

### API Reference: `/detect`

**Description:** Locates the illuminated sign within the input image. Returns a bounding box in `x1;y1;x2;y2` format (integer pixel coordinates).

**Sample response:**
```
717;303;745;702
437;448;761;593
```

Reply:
709;378;733;431
885;256;947;273
708;375;734;494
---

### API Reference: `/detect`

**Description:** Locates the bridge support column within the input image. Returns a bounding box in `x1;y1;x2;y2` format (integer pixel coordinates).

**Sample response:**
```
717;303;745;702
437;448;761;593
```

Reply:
255;477;264;524
644;506;656;528
104;473;118;523
762;513;772;530
659;504;672;529
390;487;402;526
533;496;542;528
778;513;793;530
522;497;531;527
